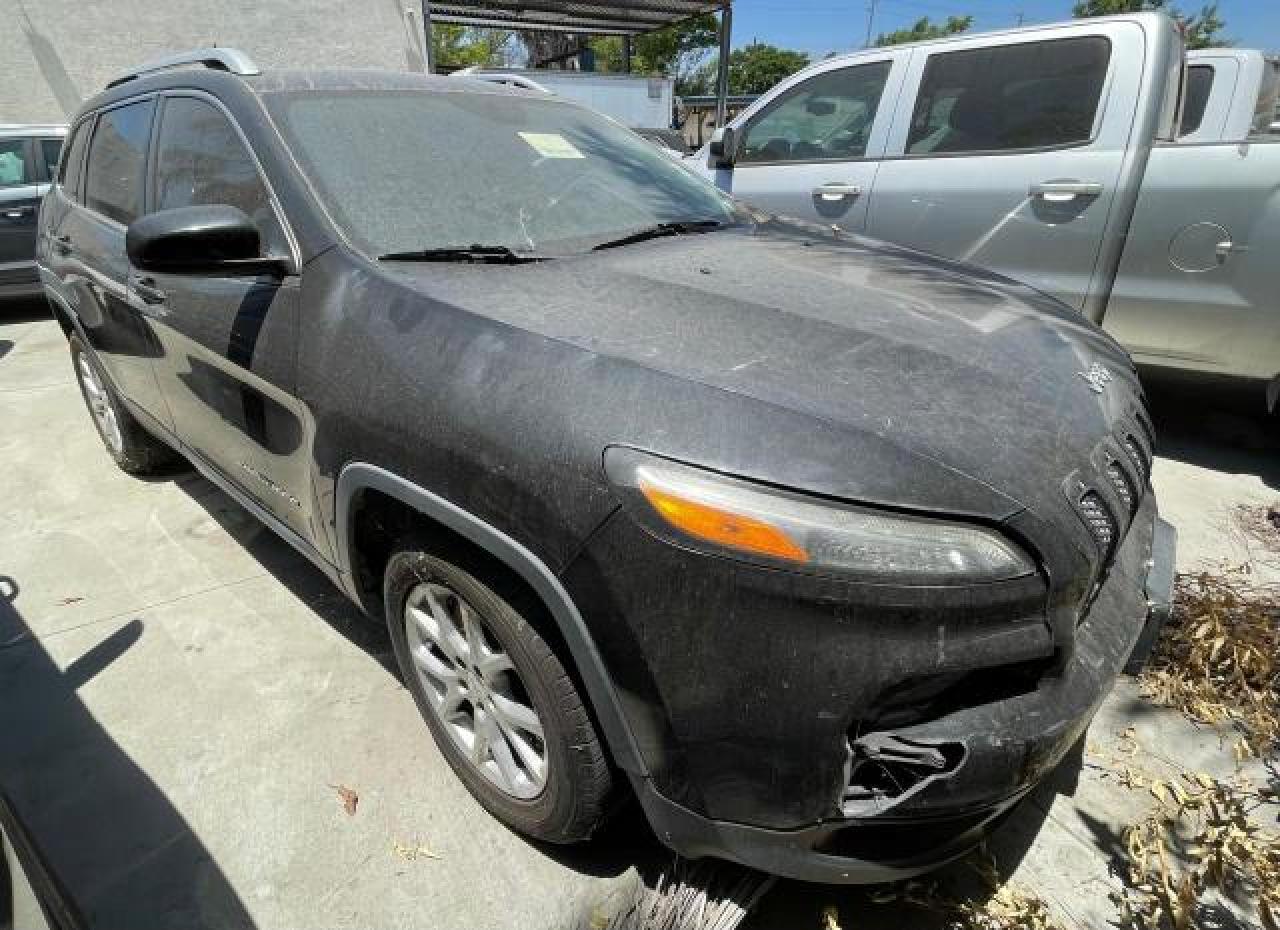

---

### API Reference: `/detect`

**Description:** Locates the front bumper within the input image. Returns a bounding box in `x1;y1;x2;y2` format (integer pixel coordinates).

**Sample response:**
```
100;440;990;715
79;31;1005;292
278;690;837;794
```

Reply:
640;507;1174;882
568;491;1173;882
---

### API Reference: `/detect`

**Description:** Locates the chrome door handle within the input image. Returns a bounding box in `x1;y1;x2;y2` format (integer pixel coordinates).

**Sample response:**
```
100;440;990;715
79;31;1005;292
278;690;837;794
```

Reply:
813;182;863;201
3;206;33;220
1030;180;1103;200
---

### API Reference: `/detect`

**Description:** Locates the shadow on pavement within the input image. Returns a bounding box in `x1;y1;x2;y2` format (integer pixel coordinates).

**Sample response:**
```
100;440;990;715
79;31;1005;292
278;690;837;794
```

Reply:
1142;372;1280;491
0;574;256;930
0;297;55;325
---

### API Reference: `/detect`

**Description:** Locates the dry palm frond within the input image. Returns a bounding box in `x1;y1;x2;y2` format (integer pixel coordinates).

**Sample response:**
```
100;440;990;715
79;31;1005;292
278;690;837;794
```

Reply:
1112;770;1280;930
584;859;776;930
1139;569;1280;757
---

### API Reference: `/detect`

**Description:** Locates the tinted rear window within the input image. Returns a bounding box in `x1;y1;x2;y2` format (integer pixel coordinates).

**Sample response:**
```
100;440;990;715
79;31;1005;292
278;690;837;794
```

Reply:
1178;65;1214;137
907;36;1111;155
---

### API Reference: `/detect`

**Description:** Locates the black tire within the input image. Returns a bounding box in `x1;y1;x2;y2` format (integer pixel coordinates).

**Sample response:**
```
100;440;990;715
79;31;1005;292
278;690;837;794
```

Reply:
384;543;612;843
68;334;179;475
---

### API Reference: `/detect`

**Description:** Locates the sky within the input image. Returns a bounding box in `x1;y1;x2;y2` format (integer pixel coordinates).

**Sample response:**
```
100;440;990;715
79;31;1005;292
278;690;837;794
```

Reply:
726;0;1280;56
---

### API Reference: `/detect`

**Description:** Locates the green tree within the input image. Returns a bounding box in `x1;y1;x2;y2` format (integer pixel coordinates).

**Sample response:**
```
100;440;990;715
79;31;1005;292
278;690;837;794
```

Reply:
692;43;810;96
874;15;973;46
1072;0;1228;48
588;14;720;95
432;25;514;69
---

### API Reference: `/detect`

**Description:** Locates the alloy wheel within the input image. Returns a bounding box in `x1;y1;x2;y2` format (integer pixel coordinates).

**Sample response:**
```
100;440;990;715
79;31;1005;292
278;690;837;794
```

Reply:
77;354;123;456
403;581;549;800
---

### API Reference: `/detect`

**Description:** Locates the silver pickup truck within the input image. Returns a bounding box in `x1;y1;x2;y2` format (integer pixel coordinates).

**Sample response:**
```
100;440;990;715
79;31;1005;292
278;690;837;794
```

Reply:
689;14;1280;403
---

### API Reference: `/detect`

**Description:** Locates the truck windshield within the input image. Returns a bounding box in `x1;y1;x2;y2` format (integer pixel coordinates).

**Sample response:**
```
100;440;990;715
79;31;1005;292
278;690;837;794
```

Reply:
266;88;742;258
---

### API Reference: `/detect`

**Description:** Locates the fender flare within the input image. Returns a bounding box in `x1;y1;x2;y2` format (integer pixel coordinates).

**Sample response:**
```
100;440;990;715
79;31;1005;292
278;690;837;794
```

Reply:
335;462;647;776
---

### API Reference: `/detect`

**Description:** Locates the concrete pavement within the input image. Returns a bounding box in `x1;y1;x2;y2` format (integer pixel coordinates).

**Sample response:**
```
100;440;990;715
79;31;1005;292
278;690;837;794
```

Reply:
3;305;1277;929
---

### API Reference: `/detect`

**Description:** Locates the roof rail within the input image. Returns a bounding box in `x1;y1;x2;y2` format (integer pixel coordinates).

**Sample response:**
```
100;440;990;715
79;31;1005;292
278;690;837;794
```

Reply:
106;48;260;89
450;68;552;94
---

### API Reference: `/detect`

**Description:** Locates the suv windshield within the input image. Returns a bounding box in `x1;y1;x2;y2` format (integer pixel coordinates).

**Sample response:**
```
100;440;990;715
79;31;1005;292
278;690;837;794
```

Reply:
266;87;742;257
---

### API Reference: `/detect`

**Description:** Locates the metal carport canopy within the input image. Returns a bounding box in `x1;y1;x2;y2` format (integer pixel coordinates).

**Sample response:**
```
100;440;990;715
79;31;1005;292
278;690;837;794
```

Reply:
424;1;728;36
421;1;735;125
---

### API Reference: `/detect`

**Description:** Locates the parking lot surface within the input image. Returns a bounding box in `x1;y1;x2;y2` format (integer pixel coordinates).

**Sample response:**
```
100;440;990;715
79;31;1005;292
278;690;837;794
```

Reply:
3;305;1278;929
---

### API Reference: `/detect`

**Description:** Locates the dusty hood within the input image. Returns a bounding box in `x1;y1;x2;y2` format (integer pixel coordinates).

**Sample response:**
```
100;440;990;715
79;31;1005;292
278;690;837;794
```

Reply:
379;221;1145;522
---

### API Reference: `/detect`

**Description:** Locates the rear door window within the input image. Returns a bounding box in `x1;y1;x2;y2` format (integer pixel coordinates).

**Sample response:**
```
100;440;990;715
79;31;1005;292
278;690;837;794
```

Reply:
739;61;893;164
906;36;1111;155
84;100;154;224
0;138;30;187
152;96;285;254
1178;65;1214;137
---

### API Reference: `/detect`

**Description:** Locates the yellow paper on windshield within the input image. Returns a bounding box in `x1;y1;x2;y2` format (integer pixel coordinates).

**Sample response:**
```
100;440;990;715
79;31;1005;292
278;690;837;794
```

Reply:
518;132;585;159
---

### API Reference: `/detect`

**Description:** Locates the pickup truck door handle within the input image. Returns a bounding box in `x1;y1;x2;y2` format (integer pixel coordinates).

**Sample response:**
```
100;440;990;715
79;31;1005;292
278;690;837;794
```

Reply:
813;182;863;201
1029;180;1103;200
2;206;35;220
131;276;168;306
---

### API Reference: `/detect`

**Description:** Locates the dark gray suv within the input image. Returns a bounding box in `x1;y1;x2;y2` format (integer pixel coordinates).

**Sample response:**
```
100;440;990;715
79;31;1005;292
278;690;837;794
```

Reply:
37;49;1175;883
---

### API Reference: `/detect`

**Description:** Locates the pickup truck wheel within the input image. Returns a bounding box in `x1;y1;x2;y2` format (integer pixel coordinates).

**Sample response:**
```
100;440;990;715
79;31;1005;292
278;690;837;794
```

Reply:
69;335;178;475
384;545;612;843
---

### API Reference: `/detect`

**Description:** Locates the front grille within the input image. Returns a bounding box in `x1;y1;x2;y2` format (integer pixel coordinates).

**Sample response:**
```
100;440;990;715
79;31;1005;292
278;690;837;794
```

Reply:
1105;461;1136;517
1078;490;1117;553
1122;434;1149;484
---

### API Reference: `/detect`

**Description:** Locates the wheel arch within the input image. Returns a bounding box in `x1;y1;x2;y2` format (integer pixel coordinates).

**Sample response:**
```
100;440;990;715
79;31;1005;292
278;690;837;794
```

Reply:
335;462;647;776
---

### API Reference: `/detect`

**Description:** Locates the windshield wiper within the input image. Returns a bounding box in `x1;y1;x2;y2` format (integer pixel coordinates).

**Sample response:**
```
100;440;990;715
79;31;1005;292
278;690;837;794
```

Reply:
378;245;546;264
592;220;727;252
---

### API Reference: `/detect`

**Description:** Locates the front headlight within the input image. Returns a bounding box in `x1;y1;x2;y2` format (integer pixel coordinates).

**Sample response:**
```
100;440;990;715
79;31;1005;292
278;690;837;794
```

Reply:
605;448;1036;585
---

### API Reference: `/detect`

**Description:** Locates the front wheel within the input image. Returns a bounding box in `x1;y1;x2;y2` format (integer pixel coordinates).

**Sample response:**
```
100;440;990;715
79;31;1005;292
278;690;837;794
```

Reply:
384;544;612;843
68;334;179;475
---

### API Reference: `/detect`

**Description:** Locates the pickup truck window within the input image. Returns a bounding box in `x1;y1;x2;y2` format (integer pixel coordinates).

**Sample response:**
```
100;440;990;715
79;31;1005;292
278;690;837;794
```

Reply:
85;100;153;225
153;96;285;255
1179;65;1213;137
738;61;892;165
1252;61;1279;137
906;36;1111;155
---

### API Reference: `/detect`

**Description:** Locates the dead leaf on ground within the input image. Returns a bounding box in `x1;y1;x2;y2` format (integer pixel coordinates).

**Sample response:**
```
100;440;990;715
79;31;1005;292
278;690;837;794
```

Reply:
391;839;441;861
329;784;358;816
56;596;83;606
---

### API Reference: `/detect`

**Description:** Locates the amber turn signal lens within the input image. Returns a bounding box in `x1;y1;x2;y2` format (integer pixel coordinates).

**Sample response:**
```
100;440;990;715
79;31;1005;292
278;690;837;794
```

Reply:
639;479;809;564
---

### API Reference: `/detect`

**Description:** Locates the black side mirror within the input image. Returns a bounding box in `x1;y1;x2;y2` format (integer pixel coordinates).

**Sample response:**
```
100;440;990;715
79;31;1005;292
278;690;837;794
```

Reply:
126;205;286;275
709;126;738;169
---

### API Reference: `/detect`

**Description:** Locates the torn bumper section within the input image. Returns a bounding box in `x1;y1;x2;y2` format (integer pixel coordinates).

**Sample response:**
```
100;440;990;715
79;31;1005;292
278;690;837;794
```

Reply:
612;499;1174;883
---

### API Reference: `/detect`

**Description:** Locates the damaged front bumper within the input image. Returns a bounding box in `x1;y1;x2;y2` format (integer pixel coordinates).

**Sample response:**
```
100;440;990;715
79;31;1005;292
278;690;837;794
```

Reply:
632;504;1177;883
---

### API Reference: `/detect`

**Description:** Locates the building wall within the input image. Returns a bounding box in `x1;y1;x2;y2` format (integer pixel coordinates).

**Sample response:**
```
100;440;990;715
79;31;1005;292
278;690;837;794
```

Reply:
1;0;429;124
